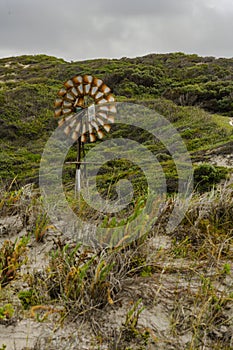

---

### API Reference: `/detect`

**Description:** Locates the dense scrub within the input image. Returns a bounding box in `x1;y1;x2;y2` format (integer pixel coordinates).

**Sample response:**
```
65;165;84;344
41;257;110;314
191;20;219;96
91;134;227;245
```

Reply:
0;53;233;185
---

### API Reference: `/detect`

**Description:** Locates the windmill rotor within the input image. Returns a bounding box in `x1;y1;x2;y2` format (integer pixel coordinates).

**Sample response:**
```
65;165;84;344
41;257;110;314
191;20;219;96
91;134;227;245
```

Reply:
54;75;116;143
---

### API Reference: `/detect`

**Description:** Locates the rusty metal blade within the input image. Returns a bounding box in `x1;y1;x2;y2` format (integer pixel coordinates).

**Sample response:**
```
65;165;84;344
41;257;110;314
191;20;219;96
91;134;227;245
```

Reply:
63;101;73;108
64;80;74;88
73;75;83;84
95;91;104;100
81;134;87;143
103;124;111;132
83;75;93;84
89;133;96;142
84;84;91;94
92;77;103;87
97;130;104;139
54;108;62;117
54;98;63;107
100;84;111;94
58;88;67;96
77;85;84;94
90;86;98;96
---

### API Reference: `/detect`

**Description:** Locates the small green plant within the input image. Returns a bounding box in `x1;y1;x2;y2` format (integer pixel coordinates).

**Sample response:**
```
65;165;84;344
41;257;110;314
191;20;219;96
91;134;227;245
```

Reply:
0;303;14;320
18;289;39;309
124;299;145;330
171;236;192;259
194;163;227;192
115;299;150;347
222;263;231;275
0;345;7;350
32;213;54;242
0;180;22;215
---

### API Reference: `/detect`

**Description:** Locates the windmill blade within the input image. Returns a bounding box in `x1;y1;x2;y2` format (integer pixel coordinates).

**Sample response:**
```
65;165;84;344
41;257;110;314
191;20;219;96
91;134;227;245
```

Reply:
90;86;98;96
71;87;79;97
73;75;83;84
97;129;105;139
99;104;117;114
84;84;91;94
100;84;111;94
55;108;62;118
81;134;87;143
89;133;96;142
94;91;104;100
83;75;93;84
64;79;74;88
106;94;115;102
63;101;73;108
92;77;103;88
90;120;99;131
107;115;115;123
55;98;63;107
65;92;76;101
77;85;84;95
58;87;67;96
64;125;71;135
96;98;108;104
62;108;73;115
103;124;111;132
74;97;84;107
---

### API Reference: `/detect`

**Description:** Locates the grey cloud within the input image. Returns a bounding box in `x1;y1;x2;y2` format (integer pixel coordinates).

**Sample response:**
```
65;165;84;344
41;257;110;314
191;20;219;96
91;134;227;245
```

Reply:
0;0;233;61
95;0;194;16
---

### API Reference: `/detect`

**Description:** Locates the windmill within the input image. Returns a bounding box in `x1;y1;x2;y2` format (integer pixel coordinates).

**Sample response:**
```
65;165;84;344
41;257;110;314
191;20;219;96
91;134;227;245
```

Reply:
54;75;116;196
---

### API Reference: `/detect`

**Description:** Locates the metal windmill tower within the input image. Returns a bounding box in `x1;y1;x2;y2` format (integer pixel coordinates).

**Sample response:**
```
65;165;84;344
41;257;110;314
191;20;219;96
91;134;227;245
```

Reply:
54;75;116;196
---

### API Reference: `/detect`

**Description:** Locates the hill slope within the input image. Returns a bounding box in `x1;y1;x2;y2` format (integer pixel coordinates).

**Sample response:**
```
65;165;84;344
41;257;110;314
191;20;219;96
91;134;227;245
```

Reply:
0;52;232;185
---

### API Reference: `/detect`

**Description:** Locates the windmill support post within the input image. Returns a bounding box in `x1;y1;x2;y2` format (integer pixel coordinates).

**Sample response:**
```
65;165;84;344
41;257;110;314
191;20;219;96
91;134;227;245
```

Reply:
75;136;82;197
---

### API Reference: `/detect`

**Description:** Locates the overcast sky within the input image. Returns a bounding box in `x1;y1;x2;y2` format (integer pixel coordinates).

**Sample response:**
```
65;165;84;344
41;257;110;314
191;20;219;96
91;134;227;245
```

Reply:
0;0;233;62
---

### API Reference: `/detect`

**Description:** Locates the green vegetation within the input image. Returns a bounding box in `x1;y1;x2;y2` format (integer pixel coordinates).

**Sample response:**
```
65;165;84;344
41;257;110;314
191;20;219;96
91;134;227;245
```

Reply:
0;52;233;349
0;179;232;348
194;163;228;192
0;303;14;320
18;289;39;310
0;52;233;189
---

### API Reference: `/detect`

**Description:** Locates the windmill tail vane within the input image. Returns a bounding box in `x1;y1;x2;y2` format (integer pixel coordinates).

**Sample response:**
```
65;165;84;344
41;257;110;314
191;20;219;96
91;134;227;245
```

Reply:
54;74;116;196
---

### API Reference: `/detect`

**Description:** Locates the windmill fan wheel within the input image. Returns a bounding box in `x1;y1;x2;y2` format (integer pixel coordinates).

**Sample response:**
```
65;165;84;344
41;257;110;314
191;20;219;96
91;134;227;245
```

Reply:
54;75;116;142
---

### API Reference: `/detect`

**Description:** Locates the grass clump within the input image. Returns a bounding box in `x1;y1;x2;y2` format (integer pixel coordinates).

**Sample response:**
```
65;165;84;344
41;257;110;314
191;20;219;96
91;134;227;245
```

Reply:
112;299;151;349
29;243;116;316
0;237;28;287
32;213;55;242
170;181;233;262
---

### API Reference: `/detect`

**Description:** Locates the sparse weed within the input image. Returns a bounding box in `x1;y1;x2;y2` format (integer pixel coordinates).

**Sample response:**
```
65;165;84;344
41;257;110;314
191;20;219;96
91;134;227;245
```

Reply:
0;184;23;216
0;303;14;320
170;182;233;262
31;243;116;316
32;213;55;242
222;263;231;275
18;289;40;310
0;237;29;287
112;299;151;349
0;180;35;218
124;299;145;330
